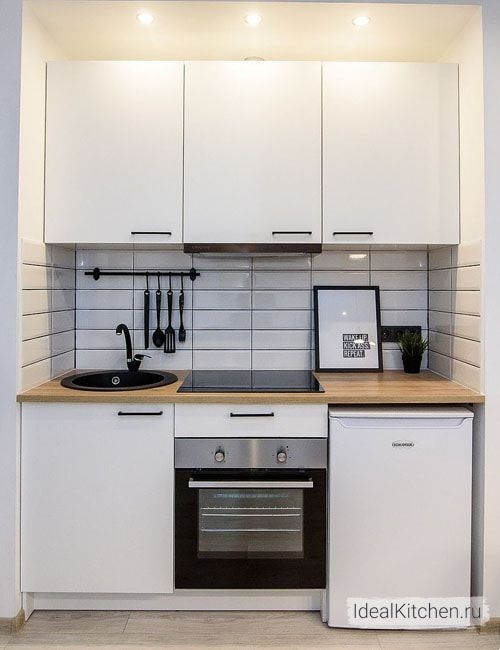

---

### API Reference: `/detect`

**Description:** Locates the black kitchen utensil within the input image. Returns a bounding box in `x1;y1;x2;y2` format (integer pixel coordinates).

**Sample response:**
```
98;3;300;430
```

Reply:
164;273;176;353
143;271;150;349
178;274;186;343
152;272;165;348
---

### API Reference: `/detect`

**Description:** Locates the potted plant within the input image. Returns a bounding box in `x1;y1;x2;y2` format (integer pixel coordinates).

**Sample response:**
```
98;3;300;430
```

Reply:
398;331;429;374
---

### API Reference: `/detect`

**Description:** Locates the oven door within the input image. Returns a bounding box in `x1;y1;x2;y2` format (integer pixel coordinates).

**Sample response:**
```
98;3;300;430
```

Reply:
175;469;326;589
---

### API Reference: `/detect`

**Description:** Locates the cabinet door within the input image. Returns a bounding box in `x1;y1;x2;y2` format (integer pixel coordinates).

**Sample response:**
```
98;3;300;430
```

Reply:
45;62;183;244
323;63;459;245
21;403;174;593
184;62;321;244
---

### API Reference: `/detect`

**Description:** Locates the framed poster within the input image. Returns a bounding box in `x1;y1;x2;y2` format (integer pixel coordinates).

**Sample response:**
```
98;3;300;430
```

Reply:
313;286;383;372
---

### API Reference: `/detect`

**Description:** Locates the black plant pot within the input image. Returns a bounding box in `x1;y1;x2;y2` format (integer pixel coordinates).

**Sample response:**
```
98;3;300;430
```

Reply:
402;354;422;374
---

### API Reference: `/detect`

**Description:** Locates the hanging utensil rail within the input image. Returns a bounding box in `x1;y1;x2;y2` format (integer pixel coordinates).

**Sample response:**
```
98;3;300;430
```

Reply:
85;267;200;282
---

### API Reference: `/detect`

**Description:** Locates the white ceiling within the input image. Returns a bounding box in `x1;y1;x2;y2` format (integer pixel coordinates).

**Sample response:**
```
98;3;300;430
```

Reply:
25;1;479;61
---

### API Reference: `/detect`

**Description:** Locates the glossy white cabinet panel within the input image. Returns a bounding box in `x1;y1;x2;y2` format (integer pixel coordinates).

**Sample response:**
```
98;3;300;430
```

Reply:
45;62;184;244
21;403;174;593
184;62;321;244
175;403;327;438
323;63;459;245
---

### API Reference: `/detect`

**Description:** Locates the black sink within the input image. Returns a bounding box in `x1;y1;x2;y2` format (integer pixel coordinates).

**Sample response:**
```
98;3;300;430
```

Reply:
61;370;178;391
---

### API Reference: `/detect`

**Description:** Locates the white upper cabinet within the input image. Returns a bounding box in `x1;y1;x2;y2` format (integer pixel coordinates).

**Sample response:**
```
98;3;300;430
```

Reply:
322;63;459;245
184;62;322;245
45;61;184;244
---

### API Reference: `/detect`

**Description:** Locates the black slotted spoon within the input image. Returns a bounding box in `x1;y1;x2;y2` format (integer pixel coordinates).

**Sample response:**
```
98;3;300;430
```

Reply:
164;273;176;353
152;272;165;348
178;274;186;343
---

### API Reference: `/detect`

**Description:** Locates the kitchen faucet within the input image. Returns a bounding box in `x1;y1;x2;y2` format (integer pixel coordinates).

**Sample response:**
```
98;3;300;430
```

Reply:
115;323;149;371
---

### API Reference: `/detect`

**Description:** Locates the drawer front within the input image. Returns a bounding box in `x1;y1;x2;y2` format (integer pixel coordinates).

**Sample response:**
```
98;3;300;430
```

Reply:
175;403;327;438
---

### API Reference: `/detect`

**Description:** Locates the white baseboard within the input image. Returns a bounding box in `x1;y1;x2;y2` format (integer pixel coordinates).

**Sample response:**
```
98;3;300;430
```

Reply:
30;589;322;611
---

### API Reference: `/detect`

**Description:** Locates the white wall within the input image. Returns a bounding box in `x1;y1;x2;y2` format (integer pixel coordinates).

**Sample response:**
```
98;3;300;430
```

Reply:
18;4;66;242
440;9;485;243
479;0;500;624
0;0;22;621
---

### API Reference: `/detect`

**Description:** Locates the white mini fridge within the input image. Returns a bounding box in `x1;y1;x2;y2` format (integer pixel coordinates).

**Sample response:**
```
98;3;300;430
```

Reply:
328;406;473;629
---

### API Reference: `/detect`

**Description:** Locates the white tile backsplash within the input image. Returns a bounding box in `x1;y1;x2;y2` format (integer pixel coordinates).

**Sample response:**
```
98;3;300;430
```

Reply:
453;291;481;316
452;239;482;267
76;289;133;310
370;271;427;291
253;256;311;270
429;269;452;291
312;271;370;286
22;313;51;341
312;251;369;271
193;330;251;350
194;271;252;290
192;310;251;330
193;290;252;310
379;290;428;311
253;290;311;310
72;248;432;373
52;289;76;312
252;310;311;330
19;244;483;389
254;271;310;290
252;330;311;350
428;241;482;391
21;241;76;390
252;350;312;370
429;247;453;270
193;350;251;370
371;250;427;271
76;249;133;270
452;265;482;291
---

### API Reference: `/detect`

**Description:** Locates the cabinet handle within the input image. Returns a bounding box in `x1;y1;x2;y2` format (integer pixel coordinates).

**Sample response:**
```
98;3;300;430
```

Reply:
332;231;373;236
229;412;275;418
117;411;164;416
131;231;172;236
272;231;312;235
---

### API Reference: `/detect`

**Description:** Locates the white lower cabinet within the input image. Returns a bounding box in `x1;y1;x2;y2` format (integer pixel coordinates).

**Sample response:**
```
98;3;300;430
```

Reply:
21;403;174;594
175;403;328;438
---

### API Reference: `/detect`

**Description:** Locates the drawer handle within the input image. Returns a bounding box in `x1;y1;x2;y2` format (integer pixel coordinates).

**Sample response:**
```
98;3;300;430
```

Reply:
332;231;373;236
131;231;172;236
117;411;164;416
272;231;312;235
229;412;275;418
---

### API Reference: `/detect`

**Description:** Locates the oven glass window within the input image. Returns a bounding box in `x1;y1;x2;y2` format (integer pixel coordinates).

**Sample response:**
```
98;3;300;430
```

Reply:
198;488;304;559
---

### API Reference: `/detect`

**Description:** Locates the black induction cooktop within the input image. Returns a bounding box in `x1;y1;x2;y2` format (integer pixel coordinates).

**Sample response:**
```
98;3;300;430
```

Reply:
177;370;324;393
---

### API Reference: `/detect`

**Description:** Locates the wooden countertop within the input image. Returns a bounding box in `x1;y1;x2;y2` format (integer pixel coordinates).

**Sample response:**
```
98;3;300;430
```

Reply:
17;370;484;404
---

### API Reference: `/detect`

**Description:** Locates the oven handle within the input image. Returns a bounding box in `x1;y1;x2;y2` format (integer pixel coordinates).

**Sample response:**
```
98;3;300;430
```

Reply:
188;479;314;489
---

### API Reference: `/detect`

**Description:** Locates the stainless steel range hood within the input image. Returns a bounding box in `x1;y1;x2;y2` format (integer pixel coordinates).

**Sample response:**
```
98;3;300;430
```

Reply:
184;243;322;255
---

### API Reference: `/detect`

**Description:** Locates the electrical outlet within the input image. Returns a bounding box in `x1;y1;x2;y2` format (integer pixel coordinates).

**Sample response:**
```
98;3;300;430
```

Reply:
381;325;422;343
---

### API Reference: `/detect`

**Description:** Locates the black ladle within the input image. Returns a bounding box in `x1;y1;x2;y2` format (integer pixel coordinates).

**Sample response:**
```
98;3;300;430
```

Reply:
152;272;165;348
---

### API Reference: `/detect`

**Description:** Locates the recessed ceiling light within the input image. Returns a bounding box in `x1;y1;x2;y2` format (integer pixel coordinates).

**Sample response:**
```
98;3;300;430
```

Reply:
245;13;262;26
137;11;154;25
349;253;368;260
352;15;370;27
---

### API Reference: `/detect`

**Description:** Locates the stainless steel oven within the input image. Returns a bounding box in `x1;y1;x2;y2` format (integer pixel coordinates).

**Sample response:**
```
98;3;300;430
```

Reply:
175;438;327;589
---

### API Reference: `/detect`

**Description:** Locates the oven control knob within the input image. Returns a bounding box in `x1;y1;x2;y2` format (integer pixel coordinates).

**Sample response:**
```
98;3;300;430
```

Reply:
214;449;225;463
277;450;287;464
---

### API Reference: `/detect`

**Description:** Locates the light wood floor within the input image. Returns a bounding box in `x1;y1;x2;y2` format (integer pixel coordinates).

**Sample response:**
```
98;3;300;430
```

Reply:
1;611;499;650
